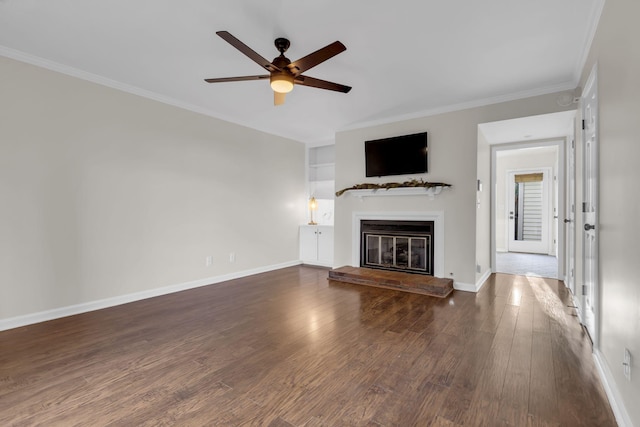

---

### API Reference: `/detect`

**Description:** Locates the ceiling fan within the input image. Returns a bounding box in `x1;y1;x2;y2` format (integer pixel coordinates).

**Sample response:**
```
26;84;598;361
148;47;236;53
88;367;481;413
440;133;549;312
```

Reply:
205;31;351;106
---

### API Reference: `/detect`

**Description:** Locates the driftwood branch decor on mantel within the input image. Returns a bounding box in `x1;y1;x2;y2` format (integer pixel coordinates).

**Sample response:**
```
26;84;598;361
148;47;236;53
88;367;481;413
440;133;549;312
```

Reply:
335;179;451;197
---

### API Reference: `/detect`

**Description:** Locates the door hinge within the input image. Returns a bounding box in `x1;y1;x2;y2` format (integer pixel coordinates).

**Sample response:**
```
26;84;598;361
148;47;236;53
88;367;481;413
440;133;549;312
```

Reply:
582;119;586;130
572;139;575;149
582;285;587;295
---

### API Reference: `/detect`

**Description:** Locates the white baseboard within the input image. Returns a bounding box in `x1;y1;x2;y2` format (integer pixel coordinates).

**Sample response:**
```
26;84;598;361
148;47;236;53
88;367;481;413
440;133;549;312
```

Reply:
0;260;302;332
593;349;633;427
454;269;492;293
300;260;333;268
573;296;585;325
476;269;492;292
453;281;477;292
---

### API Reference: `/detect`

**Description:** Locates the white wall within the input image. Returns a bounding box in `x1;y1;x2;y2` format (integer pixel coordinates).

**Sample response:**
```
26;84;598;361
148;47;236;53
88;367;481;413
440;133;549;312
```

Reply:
475;129;491;282
579;0;640;424
334;94;574;288
0;56;306;323
495;145;558;252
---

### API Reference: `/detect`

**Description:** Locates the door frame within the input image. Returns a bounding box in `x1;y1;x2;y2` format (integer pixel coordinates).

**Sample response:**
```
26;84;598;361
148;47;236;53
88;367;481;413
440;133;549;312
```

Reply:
581;64;599;346
506;167;552;254
565;134;577;296
491;139;566;278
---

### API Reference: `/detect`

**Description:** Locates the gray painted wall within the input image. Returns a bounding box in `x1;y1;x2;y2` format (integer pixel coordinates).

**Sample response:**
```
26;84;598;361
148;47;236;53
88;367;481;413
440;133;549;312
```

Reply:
0;56;306;322
579;0;640;423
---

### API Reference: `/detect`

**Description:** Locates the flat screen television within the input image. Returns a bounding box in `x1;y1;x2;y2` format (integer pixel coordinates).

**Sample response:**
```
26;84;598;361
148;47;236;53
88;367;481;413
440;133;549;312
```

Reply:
365;132;428;177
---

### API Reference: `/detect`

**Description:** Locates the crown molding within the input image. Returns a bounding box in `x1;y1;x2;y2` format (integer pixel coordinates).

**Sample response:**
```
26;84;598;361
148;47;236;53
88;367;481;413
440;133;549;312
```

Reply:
573;0;607;85
0;46;305;144
338;80;576;135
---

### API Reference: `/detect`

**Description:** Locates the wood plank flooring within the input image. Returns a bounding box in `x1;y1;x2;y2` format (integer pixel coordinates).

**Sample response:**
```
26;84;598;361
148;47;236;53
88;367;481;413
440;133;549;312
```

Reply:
0;267;616;426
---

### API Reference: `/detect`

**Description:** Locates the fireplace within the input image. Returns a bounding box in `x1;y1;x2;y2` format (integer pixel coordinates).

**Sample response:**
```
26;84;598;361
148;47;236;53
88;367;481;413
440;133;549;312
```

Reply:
360;220;434;275
352;212;444;278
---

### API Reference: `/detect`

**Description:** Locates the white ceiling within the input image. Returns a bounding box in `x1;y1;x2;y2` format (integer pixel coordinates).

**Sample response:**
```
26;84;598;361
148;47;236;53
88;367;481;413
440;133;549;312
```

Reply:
0;0;602;144
479;110;577;145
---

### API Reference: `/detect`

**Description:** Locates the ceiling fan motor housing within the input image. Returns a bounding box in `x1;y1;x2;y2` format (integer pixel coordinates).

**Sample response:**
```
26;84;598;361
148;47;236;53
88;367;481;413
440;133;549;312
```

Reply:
274;37;290;54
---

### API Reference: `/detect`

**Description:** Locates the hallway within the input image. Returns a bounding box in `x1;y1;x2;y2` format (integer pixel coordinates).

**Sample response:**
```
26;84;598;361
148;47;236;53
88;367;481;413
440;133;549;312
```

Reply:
496;251;559;279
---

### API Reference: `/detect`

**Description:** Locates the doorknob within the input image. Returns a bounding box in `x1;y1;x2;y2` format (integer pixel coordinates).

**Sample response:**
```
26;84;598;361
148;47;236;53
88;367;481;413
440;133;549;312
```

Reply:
564;219;573;223
584;223;596;231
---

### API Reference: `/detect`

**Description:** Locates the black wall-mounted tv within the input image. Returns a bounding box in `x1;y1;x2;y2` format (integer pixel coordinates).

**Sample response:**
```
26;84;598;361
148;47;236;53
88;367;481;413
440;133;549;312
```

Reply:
365;132;428;177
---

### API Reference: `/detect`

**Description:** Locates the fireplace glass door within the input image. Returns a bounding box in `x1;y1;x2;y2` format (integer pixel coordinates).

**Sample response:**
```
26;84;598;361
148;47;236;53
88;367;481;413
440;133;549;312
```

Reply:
365;234;430;273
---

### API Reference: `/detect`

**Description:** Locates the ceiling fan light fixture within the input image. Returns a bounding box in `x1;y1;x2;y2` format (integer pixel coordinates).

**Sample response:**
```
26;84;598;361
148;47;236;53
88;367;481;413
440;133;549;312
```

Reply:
206;32;351;104
270;73;294;93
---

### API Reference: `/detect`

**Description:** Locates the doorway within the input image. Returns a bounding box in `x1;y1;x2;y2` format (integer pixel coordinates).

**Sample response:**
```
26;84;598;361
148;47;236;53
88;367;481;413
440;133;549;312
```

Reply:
507;167;552;255
495;148;559;278
480;111;575;280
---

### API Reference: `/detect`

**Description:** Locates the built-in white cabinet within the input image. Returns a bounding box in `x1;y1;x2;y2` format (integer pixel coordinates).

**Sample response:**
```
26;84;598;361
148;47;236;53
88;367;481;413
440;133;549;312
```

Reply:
299;225;334;267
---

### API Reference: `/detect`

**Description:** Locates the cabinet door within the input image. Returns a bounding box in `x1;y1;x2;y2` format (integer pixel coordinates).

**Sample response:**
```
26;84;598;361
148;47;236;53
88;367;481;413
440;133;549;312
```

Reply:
299;226;318;262
316;226;334;265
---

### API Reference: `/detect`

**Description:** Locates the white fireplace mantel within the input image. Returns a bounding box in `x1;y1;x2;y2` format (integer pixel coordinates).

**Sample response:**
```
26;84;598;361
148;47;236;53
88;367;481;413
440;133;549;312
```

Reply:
343;186;447;200
352;211;444;278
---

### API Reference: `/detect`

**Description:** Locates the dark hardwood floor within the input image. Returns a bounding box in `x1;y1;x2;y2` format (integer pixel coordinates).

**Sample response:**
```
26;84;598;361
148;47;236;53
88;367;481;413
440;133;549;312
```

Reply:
0;266;616;426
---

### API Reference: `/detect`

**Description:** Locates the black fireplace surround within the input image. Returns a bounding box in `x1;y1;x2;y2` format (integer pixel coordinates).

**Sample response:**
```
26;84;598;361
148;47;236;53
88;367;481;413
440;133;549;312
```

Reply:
360;220;434;276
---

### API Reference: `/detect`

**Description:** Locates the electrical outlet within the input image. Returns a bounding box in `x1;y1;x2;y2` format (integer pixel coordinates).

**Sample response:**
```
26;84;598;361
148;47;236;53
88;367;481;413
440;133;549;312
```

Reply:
205;256;213;267
476;264;482;273
229;252;236;263
623;348;632;381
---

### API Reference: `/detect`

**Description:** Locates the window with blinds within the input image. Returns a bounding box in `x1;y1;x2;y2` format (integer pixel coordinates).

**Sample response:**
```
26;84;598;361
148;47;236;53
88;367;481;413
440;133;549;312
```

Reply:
514;173;543;241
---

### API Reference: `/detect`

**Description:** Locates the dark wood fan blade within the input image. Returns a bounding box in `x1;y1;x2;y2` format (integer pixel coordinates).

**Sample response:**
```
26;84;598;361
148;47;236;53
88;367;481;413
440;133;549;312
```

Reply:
294;75;351;93
216;31;281;72
204;75;270;83
287;41;346;75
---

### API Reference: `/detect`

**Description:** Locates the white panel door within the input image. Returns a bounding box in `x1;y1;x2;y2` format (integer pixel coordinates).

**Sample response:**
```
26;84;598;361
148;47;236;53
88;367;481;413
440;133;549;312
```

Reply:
582;65;599;344
507;168;551;254
566;137;577;296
